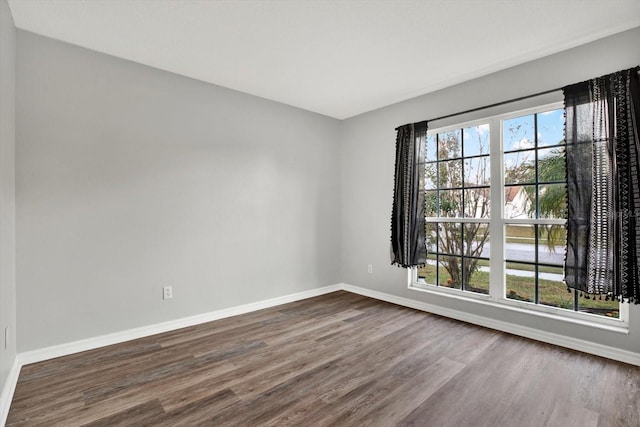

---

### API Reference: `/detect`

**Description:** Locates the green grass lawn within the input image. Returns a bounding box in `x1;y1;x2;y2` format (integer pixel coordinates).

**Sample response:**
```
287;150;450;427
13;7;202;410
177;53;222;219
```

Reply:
417;264;619;318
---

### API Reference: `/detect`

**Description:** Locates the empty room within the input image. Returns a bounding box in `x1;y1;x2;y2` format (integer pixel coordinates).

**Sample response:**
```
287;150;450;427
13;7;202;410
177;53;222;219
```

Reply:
1;0;640;425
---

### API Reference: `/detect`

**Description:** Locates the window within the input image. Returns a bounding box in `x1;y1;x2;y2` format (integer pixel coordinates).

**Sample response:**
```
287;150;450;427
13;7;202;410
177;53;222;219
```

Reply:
415;103;621;322
422;125;491;294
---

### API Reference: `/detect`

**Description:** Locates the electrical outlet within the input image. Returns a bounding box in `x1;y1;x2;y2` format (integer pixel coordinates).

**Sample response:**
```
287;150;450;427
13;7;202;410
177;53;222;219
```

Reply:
367;264;373;274
163;286;173;300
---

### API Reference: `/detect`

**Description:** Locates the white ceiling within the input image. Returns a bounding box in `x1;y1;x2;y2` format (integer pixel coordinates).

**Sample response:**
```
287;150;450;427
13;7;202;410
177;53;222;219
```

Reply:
7;0;640;119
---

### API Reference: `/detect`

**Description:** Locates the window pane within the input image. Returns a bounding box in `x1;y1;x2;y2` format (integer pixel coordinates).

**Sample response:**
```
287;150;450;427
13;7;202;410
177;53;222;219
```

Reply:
463;223;490;258
425;163;437;190
438;256;462;289
418;253;438;285
463;124;490;157
505;225;536;263
538;147;565;182
464;258;489;295
438;223;462;255
426;222;438;252
539;266;573;310
438;130;462;159
504;115;535;152
464;156;490;186
504;185;535;219
439;190;463;217
537;225;566;265
506;262;535;302
438;159;463;188
425;191;438;217
538;184;566;219
537;109;564;147
504;150;535;185
426;134;438;162
464;188;490;218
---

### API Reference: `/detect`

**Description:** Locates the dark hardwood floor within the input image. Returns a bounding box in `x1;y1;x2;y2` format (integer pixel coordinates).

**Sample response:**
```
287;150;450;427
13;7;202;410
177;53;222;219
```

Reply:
7;291;640;426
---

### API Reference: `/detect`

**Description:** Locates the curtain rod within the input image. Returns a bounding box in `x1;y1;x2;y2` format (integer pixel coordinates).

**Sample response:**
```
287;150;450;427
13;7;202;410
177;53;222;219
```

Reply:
427;87;561;124
396;67;640;131
394;87;559;131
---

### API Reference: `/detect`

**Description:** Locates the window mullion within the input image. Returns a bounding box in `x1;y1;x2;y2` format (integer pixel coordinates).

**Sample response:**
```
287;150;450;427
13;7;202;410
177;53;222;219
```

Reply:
489;117;504;302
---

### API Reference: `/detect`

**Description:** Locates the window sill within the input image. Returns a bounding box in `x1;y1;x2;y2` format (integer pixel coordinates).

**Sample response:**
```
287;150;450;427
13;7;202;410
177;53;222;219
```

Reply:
408;281;629;335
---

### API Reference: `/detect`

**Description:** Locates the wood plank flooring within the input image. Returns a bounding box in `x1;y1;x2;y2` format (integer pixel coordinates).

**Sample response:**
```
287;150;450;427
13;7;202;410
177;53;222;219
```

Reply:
7;291;640;426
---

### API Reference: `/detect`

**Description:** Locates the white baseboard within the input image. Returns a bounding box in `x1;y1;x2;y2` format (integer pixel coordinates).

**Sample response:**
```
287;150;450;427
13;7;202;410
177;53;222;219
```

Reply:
0;357;21;427
341;283;640;366
19;284;342;366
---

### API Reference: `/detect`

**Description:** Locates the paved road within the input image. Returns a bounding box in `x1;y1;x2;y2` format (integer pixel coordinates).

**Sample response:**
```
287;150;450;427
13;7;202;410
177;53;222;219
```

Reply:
477;265;563;281
474;242;564;265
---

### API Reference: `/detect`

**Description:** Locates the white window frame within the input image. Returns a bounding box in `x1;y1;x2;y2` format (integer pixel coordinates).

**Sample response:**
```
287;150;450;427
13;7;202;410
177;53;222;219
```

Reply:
409;101;629;330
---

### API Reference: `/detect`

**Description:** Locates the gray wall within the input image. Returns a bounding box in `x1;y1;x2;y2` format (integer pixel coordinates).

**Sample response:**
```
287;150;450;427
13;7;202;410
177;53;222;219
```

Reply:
341;27;640;354
0;0;16;391
13;20;640;357
16;31;341;352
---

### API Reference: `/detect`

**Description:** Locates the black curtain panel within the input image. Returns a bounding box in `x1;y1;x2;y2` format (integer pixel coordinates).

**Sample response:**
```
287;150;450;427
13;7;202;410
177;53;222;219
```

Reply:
391;121;428;268
564;66;640;301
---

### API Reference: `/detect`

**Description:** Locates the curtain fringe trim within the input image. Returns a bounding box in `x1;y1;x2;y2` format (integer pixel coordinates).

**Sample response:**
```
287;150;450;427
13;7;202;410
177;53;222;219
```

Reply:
566;286;640;304
391;262;427;269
